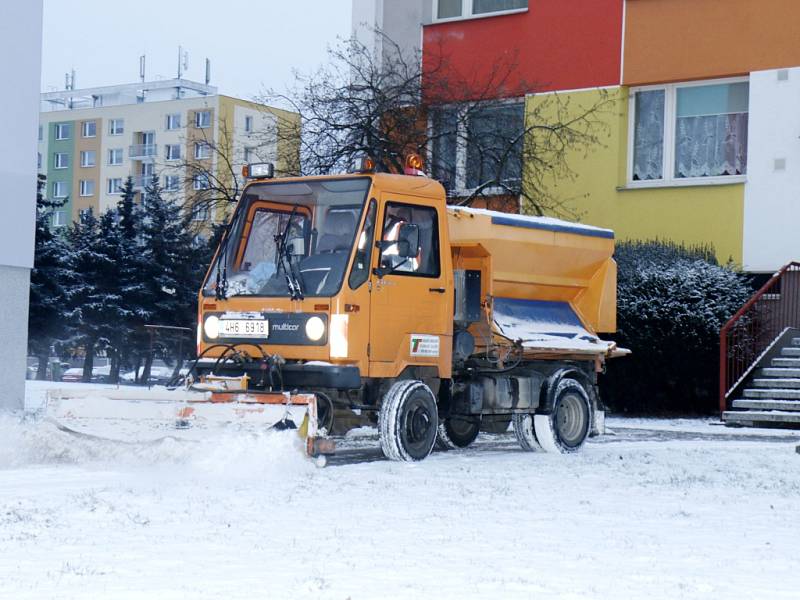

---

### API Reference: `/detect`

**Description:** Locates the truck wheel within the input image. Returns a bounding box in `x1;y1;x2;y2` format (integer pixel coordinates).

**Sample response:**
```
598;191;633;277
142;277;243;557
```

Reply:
533;378;592;454
436;417;480;450
512;413;542;452
379;380;438;461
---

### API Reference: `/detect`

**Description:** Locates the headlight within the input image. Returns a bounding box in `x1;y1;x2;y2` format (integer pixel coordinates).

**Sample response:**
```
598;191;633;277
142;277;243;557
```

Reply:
204;315;220;340
305;316;325;341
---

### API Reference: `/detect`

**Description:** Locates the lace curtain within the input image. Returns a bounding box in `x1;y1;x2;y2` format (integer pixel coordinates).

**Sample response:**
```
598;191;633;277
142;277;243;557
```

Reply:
632;90;665;181
674;113;748;178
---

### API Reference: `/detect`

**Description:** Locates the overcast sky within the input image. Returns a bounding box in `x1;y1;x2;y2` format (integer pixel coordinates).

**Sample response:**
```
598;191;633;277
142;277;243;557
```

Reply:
41;0;353;100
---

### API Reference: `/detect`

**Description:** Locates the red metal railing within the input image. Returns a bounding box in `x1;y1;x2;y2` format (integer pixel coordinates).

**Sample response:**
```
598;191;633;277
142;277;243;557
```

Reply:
720;262;800;413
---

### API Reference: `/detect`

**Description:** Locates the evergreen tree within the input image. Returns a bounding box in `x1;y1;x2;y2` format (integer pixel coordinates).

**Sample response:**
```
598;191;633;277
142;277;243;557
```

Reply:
28;174;71;380
139;176;196;381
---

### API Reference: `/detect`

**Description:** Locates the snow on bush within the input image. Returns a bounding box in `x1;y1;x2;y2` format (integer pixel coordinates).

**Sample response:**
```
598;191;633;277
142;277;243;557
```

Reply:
602;240;751;415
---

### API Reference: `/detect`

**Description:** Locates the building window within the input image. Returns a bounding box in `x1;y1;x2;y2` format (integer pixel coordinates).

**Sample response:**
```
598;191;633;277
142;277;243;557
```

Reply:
37;152;42;170
54;152;69;169
79;208;93;221
165;144;182;161
108;148;123;165
194;142;212;159
430;101;524;194
38;125;43;141
630;79;749;185
79;179;95;197
166;113;181;130
244;115;253;133
51;210;66;227
244;147;255;162
193;174;211;190
80;150;96;168
107;178;123;194
435;0;527;21
191;204;210;221
82;121;97;138
55;123;71;140
109;119;124;135
195;111;211;128
164;175;180;191
52;181;68;198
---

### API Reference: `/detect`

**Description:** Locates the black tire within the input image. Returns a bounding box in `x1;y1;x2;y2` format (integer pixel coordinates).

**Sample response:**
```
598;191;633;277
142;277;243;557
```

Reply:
480;415;512;434
534;378;592;453
379;380;439;461
512;413;542;452
436;416;480;450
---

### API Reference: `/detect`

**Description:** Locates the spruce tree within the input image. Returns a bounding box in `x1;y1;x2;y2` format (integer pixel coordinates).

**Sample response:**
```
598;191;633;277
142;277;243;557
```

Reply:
28;174;71;379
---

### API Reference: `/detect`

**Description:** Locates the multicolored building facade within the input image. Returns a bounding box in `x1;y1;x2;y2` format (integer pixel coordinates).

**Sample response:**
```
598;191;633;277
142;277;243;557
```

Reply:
388;0;800;273
38;79;298;227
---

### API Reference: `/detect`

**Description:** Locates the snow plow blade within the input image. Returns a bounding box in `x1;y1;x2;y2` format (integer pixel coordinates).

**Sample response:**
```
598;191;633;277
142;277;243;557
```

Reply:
42;386;335;458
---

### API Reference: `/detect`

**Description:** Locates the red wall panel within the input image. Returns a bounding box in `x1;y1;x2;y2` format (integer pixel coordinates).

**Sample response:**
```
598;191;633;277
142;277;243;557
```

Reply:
423;0;623;100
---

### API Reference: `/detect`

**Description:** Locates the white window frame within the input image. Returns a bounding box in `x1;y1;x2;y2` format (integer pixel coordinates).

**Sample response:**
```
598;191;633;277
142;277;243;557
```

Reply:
626;76;749;189
244;115;253;133
166;144;182;161
79;179;95;197
54;152;69;169
191;204;210;221
38;125;43;141
194;142;212;160
433;0;528;23
107;178;123;195
109;119;124;136
427;97;525;195
193;174;211;190
164;175;181;192
80;150;96;168
108;148;123;166
82;121;96;138
55;123;70;140
166;113;181;130
51;210;66;227
52;181;68;198
195;111;211;128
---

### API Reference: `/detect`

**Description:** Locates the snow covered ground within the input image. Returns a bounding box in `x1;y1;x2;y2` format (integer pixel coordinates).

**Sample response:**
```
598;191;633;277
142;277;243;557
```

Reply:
2;383;800;599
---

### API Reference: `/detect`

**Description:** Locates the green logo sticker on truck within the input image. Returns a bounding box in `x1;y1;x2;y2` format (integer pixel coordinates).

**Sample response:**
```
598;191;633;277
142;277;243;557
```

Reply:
410;334;440;357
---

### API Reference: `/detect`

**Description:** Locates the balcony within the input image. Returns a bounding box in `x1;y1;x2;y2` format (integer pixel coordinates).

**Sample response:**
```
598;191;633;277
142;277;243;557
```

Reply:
131;175;156;190
129;144;157;160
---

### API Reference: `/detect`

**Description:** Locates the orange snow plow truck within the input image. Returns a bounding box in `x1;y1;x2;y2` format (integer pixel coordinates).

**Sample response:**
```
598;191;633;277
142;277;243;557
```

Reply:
46;157;625;462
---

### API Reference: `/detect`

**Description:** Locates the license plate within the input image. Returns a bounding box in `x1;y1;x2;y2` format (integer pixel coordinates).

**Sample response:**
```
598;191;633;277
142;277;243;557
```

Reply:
220;319;268;338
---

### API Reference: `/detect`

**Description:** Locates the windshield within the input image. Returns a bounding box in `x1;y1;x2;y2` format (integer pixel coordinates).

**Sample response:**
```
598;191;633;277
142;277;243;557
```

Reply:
204;177;371;298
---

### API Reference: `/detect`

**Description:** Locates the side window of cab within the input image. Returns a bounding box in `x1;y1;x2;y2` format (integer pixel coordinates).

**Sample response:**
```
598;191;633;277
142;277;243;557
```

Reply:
378;202;440;277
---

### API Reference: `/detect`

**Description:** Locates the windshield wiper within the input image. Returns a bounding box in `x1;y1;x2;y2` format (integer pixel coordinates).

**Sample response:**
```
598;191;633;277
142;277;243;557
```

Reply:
275;205;304;300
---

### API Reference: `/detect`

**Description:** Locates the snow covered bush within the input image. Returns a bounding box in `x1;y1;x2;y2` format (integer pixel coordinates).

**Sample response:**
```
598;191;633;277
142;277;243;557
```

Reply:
602;240;751;415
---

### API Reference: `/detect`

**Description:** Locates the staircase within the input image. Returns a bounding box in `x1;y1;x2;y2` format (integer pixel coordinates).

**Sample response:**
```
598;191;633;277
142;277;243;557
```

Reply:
723;334;800;426
720;262;800;428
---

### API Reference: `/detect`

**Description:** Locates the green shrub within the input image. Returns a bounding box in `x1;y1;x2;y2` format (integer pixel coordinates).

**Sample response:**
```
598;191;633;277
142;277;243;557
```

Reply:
602;240;751;415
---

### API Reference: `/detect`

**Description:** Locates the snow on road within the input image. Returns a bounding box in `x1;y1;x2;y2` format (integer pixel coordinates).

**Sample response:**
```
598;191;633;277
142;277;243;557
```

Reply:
1;384;800;599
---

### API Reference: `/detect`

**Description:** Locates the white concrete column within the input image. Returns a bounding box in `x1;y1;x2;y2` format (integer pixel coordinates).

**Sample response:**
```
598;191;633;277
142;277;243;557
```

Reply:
0;0;43;411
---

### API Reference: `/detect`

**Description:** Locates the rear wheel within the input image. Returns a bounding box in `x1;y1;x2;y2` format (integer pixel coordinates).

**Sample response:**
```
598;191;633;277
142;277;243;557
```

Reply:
379;380;438;462
534;378;592;454
436;416;480;450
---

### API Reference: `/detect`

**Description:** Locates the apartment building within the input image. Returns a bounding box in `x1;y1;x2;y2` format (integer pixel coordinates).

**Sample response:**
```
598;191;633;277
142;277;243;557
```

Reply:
38;78;298;225
356;0;800;274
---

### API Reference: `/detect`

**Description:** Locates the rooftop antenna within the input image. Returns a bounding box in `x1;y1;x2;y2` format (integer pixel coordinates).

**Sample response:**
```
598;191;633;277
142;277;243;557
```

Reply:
205;58;211;85
177;46;189;79
139;55;146;82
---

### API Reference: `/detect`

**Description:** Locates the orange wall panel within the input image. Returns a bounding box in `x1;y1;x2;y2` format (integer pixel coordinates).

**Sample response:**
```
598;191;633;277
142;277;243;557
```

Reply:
624;0;800;85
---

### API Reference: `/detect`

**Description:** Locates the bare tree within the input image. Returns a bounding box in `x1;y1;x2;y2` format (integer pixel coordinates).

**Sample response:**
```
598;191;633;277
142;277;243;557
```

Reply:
261;30;615;218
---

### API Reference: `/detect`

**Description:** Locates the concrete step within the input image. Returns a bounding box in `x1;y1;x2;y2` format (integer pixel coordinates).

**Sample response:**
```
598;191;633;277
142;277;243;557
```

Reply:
759;367;800;378
751;378;800;389
743;388;800;400
732;398;800;411
723;410;800;425
781;347;800;357
771;358;800;368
